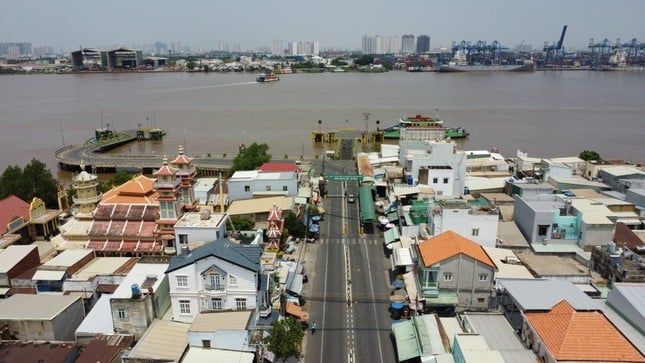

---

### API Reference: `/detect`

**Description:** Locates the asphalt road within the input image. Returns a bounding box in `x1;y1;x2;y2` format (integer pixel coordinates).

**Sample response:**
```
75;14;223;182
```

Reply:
304;159;395;363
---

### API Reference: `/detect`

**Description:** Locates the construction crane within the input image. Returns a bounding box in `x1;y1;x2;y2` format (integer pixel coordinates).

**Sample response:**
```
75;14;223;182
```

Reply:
543;25;568;67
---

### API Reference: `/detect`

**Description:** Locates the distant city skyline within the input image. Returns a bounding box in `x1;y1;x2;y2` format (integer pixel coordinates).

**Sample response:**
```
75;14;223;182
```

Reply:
1;0;644;53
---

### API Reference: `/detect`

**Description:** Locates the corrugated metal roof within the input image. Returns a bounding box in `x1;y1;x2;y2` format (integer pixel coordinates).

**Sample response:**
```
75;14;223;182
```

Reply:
607;283;645;325
182;347;254;363
0;294;80;319
497;279;599;311
225;196;293;216
463;313;528;351
75;293;114;338
0;245;37;273
43;249;93;267
189;310;252;332
126;320;190;361
32;269;66;281
392;320;421;361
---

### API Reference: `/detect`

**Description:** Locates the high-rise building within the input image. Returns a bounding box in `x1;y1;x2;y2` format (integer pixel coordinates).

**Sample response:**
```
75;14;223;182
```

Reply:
417;35;430;53
272;39;284;56
390;36;400;54
401;35;415;54
362;35;374;54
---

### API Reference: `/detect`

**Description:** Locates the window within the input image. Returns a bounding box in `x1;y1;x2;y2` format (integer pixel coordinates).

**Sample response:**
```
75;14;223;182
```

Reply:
179;300;191;314
178;234;188;245
443;273;453;281
202;340;211;349
266;185;272;191
538;225;549;237
176;275;188;287
472;228;480;236
479;273;488;281
207;273;224;291
477;298;485;303
117;308;127;321
443;178;449;184
229;275;237;285
235;298;247;310
244;185;250;192
283;185;288;191
211;298;222;310
433;177;438;184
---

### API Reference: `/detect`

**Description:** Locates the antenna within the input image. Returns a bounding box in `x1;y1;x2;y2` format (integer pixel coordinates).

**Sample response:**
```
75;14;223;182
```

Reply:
60;120;65;146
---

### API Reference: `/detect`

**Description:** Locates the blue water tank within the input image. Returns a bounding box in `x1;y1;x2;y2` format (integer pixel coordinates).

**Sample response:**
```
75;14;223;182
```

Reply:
131;283;140;298
407;176;413;185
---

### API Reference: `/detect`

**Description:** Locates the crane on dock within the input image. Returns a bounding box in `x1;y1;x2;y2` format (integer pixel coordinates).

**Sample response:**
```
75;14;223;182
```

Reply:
543;25;568;67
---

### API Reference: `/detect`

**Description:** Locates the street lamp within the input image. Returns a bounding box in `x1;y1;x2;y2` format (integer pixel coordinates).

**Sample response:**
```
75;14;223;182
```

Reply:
376;120;380;131
100;105;106;129
318;119;322;132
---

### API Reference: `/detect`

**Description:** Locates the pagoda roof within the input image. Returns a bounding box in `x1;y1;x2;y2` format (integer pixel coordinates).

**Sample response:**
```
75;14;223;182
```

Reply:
171;145;193;165
153;158;178;176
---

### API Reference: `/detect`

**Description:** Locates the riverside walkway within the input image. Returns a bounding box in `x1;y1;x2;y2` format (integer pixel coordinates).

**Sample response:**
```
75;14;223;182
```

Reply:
55;134;233;176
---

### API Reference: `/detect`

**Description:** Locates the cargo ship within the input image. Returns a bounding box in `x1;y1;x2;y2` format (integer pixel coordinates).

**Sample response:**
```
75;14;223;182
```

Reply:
437;60;536;73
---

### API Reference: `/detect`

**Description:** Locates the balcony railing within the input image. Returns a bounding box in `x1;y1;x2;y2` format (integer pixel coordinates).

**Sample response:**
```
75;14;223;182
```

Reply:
204;284;225;292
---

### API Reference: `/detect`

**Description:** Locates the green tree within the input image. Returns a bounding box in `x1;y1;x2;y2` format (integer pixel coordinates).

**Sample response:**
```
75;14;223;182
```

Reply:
283;210;305;238
0;165;28;201
263;317;304;362
187;60;195;70
108;171;132;188
23;159;59;208
230;215;256;231
579;150;602;161
230;142;271;176
354;54;374;66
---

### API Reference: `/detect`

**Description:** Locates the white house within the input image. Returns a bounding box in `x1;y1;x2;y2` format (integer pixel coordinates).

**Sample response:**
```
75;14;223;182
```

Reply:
429;200;499;247
227;170;298;201
165;239;263;323
174;210;229;254
399;140;467;197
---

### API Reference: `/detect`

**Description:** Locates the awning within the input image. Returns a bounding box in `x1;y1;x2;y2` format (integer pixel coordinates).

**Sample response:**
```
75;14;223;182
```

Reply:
285;302;308;321
384;227;400;246
32;269;66;281
287;273;304;296
403;272;423;306
391;320;421;361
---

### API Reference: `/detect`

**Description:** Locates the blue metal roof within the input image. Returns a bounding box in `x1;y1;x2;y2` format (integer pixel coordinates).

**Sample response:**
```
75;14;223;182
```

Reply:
166;239;261;274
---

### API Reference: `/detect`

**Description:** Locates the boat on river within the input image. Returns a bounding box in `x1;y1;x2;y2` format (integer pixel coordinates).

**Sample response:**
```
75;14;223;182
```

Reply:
382;114;468;139
437;60;535;73
256;73;279;82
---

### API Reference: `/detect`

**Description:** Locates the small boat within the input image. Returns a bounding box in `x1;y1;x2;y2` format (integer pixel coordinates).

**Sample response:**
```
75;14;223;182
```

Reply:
256;73;279;83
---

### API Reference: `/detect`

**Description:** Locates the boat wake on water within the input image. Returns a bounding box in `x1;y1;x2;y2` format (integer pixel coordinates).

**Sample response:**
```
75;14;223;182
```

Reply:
147;81;258;94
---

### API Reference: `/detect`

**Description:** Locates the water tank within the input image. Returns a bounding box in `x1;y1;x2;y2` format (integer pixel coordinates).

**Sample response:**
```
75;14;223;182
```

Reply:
131;283;141;299
606;242;616;254
407;176;414;185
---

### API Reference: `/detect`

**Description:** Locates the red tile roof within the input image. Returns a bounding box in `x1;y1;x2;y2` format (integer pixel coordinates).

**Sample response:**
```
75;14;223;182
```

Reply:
258;162;301;173
525;300;645;362
0;195;29;233
417;230;495;268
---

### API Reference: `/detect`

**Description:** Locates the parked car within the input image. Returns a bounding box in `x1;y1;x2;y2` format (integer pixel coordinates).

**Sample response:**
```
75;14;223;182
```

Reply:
347;193;356;203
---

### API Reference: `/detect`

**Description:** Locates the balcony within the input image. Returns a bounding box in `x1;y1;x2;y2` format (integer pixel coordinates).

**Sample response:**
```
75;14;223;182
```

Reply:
204;284;226;292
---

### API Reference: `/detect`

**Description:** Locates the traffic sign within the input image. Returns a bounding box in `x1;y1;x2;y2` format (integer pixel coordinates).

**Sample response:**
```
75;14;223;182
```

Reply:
326;174;363;181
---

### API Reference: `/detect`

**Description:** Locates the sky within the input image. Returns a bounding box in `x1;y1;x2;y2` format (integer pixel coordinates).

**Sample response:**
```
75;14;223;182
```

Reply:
2;0;644;52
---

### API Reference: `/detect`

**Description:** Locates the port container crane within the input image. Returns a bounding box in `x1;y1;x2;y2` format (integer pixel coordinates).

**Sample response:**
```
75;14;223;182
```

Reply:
543;25;568;67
